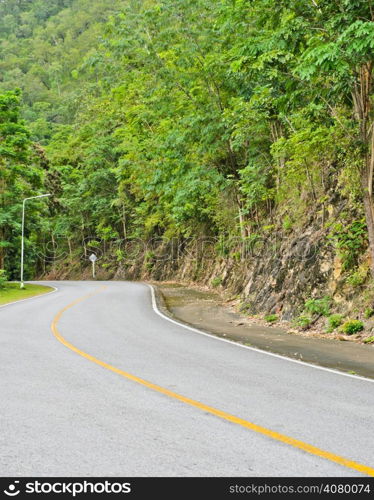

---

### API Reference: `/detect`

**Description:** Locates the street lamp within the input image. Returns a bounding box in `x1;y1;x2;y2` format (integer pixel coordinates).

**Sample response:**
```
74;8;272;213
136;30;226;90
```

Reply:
20;193;51;289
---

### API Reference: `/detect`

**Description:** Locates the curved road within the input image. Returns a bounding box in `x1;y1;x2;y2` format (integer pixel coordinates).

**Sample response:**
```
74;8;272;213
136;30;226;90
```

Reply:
1;281;373;477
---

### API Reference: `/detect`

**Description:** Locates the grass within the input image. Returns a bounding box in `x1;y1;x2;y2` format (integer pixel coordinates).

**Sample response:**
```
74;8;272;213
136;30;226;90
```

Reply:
293;315;312;329
325;313;344;333
211;276;223;287
0;282;53;305
264;314;278;323
363;336;374;344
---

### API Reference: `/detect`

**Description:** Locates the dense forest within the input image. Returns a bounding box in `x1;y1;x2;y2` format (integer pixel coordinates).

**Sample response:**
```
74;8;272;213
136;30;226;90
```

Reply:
1;0;374;320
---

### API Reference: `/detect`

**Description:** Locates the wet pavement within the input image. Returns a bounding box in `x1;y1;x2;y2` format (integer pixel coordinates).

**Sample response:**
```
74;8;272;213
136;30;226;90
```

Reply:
155;283;374;380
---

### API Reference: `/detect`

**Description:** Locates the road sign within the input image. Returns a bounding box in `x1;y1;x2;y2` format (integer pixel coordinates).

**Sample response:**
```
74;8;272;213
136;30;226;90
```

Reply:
89;253;97;278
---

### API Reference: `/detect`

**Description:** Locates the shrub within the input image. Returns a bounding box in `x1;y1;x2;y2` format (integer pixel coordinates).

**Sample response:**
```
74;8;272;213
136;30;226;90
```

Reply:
144;250;155;270
231;251;241;261
339;320;364;335
293;315;312;329
0;269;7;289
346;266;368;287
364;308;374;319
282;215;293;231
264;314;278;323
363;336;374;344
326;314;344;332
304;296;331;317
328;219;367;270
211;277;222;287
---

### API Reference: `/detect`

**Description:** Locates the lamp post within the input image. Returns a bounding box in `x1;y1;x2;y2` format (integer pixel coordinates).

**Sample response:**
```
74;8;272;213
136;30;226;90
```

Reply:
20;194;51;289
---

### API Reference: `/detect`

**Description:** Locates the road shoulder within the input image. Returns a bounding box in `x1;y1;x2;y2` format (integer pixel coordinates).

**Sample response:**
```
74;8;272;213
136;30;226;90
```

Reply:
153;282;374;380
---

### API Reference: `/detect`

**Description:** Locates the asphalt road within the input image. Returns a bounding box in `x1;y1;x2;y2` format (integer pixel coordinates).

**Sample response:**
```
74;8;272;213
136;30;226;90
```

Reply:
1;280;373;477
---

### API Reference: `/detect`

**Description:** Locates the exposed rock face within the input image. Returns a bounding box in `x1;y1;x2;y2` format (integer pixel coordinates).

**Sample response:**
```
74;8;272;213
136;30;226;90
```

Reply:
43;200;366;318
113;222;352;318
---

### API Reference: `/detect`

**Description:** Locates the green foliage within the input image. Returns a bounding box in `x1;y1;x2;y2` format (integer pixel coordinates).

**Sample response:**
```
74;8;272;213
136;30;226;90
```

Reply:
0;269;8;288
144;251;155;271
345;265;369;287
304;296;331;317
364;308;374;319
282;216;293;231
326;314;343;333
293;315;312;330
264;314;278;323
1;0;374;287
339;320;364;335
363;336;374;344
211;277;223;288
328;219;367;271
0;89;44;278
239;302;254;315
0;0;120;142
239;162;272;212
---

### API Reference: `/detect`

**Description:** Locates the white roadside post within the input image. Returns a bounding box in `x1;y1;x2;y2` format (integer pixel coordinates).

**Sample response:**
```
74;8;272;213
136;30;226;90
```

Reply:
20;193;51;289
89;253;97;279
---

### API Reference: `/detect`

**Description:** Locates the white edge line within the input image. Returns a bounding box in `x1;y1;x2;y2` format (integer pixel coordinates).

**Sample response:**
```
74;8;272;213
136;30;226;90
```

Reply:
0;283;58;309
148;284;374;384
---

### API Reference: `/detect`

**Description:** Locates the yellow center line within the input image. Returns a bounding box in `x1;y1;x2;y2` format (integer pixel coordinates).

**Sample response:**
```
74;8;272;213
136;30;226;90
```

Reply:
51;286;374;477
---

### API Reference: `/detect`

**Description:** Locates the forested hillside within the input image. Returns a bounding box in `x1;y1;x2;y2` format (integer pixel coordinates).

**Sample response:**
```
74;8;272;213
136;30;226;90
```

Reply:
1;0;374;323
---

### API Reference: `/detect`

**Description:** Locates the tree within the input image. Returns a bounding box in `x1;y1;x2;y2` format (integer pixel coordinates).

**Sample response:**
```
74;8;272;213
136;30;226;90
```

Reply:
295;0;374;274
0;89;44;277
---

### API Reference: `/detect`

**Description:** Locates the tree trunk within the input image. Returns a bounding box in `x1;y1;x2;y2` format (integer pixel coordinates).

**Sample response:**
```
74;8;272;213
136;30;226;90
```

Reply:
362;131;374;276
68;238;73;263
236;194;246;240
352;62;374;275
270;120;285;194
362;177;374;277
122;203;127;239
